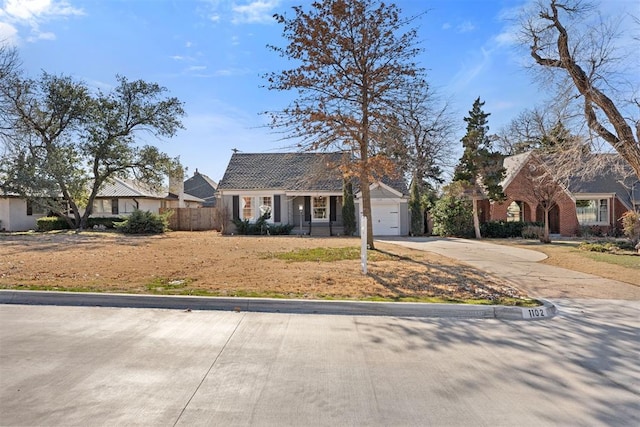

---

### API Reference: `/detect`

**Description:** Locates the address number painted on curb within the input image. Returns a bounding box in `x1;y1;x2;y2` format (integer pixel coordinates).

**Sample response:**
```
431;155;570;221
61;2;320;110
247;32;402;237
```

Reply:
524;307;547;319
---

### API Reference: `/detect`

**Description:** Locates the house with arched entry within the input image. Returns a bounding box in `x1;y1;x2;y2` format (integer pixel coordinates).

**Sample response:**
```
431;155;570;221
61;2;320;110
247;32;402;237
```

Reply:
485;152;639;237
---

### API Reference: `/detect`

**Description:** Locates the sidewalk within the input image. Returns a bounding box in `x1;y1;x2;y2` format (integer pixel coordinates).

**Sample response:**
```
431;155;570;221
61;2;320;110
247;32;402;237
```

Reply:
378;237;640;301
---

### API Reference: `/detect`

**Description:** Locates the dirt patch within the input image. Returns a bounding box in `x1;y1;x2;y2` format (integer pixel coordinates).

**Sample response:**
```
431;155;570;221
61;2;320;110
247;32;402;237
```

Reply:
0;231;530;303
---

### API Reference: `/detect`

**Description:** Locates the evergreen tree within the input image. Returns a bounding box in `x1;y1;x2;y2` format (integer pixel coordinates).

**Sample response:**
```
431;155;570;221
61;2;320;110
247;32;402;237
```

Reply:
453;97;505;238
342;180;356;236
409;176;423;236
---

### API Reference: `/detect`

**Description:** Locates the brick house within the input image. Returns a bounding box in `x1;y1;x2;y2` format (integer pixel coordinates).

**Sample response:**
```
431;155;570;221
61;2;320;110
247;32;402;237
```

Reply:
485;152;639;236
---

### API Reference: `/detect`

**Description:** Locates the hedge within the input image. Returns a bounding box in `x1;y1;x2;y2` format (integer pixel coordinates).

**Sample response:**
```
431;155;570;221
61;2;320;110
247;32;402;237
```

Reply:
480;221;544;238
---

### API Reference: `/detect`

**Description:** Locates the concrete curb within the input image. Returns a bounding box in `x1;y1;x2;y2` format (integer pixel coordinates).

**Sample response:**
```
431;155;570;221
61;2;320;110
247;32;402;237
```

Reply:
0;290;557;320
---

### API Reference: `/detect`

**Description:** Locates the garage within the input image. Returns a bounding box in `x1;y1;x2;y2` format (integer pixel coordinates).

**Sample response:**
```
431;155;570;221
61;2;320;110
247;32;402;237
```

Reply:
371;203;400;236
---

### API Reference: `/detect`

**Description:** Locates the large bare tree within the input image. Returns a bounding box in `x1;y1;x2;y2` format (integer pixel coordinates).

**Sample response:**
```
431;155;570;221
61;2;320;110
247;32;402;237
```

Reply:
265;0;424;249
521;0;640;178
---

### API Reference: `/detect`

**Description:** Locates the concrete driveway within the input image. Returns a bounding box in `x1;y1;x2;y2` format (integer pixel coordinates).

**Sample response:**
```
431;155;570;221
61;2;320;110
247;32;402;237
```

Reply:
378;237;640;300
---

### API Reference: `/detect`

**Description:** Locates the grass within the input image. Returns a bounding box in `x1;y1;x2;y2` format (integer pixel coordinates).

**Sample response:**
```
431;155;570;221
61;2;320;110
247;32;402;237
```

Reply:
496;238;639;286
1;283;540;306
262;246;394;262
577;250;640;269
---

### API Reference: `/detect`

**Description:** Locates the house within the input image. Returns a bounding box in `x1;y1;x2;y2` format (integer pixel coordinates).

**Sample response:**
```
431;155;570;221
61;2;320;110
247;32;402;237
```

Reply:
184;169;218;207
217;152;409;236
0;195;49;232
92;177;204;217
486;152;639;236
0;177;205;232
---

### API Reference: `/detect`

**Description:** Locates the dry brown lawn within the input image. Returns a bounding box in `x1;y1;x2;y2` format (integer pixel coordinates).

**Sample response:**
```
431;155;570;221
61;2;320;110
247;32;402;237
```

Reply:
0;231;528;304
494;239;639;286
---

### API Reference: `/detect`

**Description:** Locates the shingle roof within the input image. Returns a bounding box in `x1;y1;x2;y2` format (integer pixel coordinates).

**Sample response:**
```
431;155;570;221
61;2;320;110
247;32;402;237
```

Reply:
184;170;218;206
218;152;408;195
218;152;346;191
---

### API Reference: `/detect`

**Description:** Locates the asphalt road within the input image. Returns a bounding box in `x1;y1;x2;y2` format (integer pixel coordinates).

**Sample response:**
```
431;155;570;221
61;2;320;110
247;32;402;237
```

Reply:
1;300;638;426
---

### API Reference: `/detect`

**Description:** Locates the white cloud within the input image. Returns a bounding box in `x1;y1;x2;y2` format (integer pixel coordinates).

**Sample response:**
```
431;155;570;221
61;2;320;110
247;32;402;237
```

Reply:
441;22;451;30
210;14;220;23
231;0;279;25
27;30;55;41
0;0;84;42
449;46;492;92
188;65;207;72
0;21;18;43
457;21;475;33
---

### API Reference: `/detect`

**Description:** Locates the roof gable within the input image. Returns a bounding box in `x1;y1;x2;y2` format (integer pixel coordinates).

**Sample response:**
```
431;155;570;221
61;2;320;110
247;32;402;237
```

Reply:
184;171;218;201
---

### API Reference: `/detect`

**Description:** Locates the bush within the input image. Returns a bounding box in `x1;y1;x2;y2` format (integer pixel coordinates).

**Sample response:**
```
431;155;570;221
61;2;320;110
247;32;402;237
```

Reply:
115;210;170;234
37;216;71;232
480;221;544;238
621;211;640;246
522;225;544;239
579;242;608;252
87;217;126;229
432;194;474;237
232;213;294;235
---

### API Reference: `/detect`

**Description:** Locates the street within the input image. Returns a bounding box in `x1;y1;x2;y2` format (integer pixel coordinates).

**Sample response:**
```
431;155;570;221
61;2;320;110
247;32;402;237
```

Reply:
1;300;638;426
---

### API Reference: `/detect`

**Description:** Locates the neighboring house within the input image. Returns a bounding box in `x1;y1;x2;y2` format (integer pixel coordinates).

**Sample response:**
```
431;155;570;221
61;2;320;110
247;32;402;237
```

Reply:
486;152;639;236
184;169;218;207
0;195;49;232
217;152;409;236
0;177;205;231
91;177;204;217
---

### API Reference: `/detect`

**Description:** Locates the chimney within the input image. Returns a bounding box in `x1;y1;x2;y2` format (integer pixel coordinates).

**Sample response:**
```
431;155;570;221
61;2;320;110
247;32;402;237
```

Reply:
169;169;185;208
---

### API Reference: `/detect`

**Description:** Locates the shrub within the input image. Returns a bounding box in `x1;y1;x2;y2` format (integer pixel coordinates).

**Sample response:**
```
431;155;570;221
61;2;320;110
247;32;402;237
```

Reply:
522;225;544;239
37;216;71;232
232;213;293;235
579;242;608;252
87;217;126;229
115;210;170;234
432;194;474;237
621;211;640;246
480;221;544;238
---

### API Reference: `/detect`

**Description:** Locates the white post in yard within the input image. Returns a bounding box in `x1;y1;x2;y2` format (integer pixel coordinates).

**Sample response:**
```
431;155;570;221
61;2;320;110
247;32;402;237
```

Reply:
360;215;367;275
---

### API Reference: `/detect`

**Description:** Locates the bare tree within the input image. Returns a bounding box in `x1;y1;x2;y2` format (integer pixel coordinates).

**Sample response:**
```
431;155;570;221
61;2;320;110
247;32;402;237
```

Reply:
522;155;566;243
0;42;21;137
389;81;456;234
521;0;640;178
265;0;424;249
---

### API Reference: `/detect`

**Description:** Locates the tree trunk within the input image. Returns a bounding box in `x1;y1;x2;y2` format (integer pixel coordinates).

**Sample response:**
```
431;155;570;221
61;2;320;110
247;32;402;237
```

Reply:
471;198;482;239
360;168;374;250
541;208;551;243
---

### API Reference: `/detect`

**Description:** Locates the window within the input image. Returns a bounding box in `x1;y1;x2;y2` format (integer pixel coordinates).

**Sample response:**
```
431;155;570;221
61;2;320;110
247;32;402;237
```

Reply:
576;199;609;224
26;200;46;216
259;196;272;219
242;197;253;220
506;201;522;222
312;196;328;221
93;198;119;215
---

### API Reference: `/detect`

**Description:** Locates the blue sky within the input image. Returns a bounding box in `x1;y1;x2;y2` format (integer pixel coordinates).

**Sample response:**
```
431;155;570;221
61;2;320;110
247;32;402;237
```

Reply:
1;0;637;182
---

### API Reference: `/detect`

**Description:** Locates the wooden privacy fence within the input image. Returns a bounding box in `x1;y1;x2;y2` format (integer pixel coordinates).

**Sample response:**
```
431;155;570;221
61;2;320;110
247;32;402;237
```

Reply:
160;207;219;231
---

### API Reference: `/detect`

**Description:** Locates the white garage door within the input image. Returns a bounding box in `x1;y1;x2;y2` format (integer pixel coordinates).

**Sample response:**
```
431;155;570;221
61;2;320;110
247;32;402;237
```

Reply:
371;204;400;236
